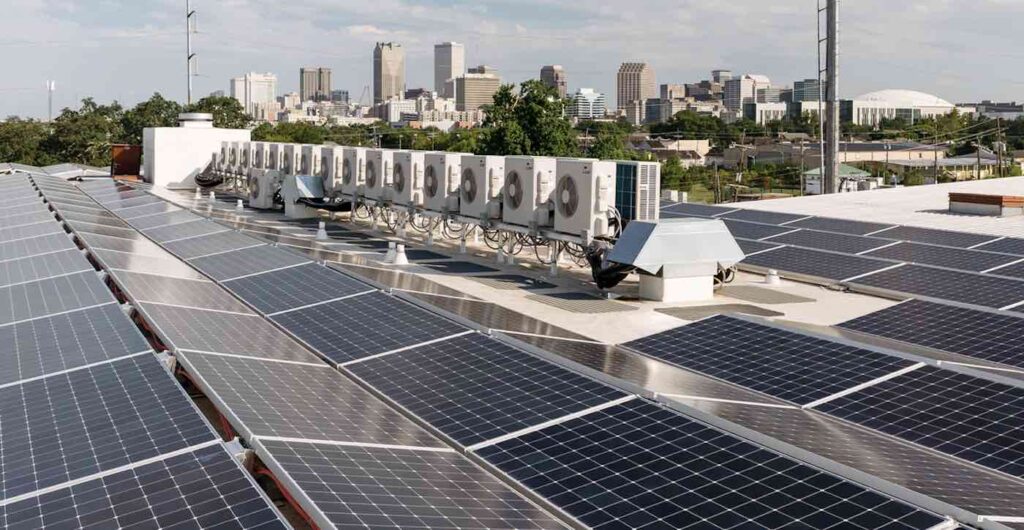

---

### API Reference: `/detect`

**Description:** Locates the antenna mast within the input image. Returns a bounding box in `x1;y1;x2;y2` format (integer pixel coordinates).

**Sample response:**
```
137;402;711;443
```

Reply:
817;0;840;193
186;0;197;105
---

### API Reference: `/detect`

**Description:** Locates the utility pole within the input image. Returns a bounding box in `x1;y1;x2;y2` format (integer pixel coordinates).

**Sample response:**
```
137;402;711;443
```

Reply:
46;81;55;122
822;0;840;194
977;139;982;180
186;0;197;105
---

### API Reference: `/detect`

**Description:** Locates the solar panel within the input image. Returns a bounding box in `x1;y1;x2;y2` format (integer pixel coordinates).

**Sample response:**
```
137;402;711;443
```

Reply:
0;354;215;499
1;212;55;228
990;260;1024;280
734;238;782;256
223;263;372;314
101;196;165;210
721;209;808;225
850;264;1024;309
0;444;288;529
0;271;114;326
256;439;564;530
138;302;322;363
0;233;76;262
90;249;208;280
163;230;264;260
56;210;127;228
864;242;1022;272
722;220;796;241
0;303;150;387
112;271;253;314
75;232;168;258
816;365;1024;478
870;226;998;249
143;220;229;243
840;299;1024;370
116;201;179;219
0;249;93;287
764;229;895;255
476;400;945;530
177;351;443;447
785;217;897;236
624;315;915;405
741;245;897;282
0;221;63;243
0;203;54;218
975;237;1024;256
347;333;627;447
188;245;308;281
124;209;199;231
660;202;736;218
271;291;468;365
69;222;141;240
47;203;107;217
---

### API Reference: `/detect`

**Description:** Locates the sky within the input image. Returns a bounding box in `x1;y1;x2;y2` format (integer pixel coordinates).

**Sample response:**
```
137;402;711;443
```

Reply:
3;0;1024;119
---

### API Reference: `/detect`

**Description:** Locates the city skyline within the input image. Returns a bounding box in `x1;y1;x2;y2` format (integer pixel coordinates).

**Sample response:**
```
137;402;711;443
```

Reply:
3;0;1024;119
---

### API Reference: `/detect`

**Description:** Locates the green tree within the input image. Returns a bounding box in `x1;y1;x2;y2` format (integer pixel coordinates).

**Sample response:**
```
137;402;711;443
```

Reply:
185;96;252;129
120;93;182;144
479;80;577;156
42;98;125;167
0;118;52;165
660;156;685;190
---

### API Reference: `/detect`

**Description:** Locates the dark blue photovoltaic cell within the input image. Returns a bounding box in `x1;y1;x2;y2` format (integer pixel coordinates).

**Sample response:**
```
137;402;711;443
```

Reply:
851;264;1024;309
477;400;945;530
0;444;287;529
624;315;914;405
764;229;895;255
865;242;1021;273
817;366;1024;478
976;237;1024;256
870;226;998;249
785;217;897;236
0;355;215;499
223;263;372;314
839;299;1024;369
741;245;897;282
347;333;626;446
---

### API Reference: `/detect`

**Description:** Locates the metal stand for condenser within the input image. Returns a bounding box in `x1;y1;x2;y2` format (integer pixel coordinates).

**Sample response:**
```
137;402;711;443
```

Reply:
495;232;506;264
549;240;560;277
506;233;516;266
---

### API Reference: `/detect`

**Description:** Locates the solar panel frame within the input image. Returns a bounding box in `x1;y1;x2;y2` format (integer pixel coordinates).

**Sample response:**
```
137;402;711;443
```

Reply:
741;245;899;283
839;299;1024;370
0;271;115;326
137;302;323;364
624;315;916;405
0;443;288;530
0;249;94;287
849;264;1024;309
864;242;1022;272
177;351;444;447
785;217;897;236
187;244;309;281
271;291;469;365
0;354;216;500
223;263;373;314
255;439;565;530
143;220;230;243
476;399;946;530
347;333;628;447
0;303;151;387
764;229;896;255
870;225;999;249
816;365;1024;479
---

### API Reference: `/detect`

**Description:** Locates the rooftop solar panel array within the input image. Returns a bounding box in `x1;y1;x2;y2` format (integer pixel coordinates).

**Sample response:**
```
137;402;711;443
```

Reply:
476;399;946;530
0;271;114;326
976;237;1024;256
112;270;254;313
661;202;737;217
189;244;308;281
0;249;93;287
839;299;1024;370
223;262;373;314
721;208;809;225
871;225;999;248
849;264;1024;310
764;229;896;254
865;241;1022;272
738;245;898;282
721;219;796;240
624;315;915;405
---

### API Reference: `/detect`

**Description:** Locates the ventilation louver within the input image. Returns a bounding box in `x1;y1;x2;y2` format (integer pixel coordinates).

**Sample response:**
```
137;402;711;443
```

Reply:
506;171;524;209
462;168;478;204
556;174;579;218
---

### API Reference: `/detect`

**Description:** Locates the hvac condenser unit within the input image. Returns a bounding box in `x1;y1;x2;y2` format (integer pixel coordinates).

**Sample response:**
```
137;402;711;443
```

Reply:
238;142;253;173
300;145;323;176
554;159;616;239
340;147;367;198
282;174;324;219
321;146;343;196
226;142;241;175
248;169;282;210
216;142;229;174
252;142;268;169
392;151;427;207
267;143;285;171
423;152;467;214
503;156;556;229
364;149;396;202
282;144;301;176
615;161;661;228
459;155;504;220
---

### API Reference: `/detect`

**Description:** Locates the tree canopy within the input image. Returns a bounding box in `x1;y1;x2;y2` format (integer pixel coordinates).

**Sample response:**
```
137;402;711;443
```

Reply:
479;80;578;157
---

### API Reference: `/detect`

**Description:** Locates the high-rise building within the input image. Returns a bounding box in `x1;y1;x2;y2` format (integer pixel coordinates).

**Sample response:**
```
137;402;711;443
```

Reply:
712;69;734;84
567;88;607;119
278;92;301;110
616;62;657;119
724;74;771;111
794;79;826;102
540;65;567;98
299;67;332;102
330;90;349;103
231;72;278;122
374;42;406;104
456;68;501;112
434;42;464;98
660;84;686;100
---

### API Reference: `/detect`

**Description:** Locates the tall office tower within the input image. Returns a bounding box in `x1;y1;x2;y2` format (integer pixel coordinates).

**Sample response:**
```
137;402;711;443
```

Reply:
712;69;733;84
299;67;332;102
434;42;465;98
540;65;567;98
660;83;686;100
793;79;826;102
374;42;406;104
616;62;657;120
330;90;350;103
456;67;501;111
567;88;607;119
724;74;771;111
230;72;278;121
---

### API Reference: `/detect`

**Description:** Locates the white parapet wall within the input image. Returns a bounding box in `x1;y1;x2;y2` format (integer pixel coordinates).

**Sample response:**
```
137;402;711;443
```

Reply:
143;114;251;189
